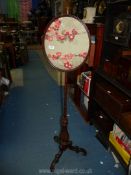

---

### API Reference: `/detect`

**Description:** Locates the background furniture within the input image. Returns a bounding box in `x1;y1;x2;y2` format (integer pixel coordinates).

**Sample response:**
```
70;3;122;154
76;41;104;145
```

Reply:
88;1;131;171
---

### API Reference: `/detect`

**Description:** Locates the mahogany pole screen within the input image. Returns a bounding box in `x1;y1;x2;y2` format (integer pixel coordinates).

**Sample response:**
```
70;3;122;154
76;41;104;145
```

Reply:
43;16;90;172
44;16;90;71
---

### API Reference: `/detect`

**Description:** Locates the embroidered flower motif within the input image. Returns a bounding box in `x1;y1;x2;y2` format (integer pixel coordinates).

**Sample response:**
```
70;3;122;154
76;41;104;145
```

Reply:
45;34;53;41
64;61;73;69
79;52;88;58
61;55;66;60
69;34;74;41
56;34;65;41
60;35;65;41
68;53;74;59
53;19;61;30
52;54;58;60
48;52;62;60
47;27;53;32
56;52;62;57
61;54;74;60
65;31;70;36
48;36;53;41
72;29;78;35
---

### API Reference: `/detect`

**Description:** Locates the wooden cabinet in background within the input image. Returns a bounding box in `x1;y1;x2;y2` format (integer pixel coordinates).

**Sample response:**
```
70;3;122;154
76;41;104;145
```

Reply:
88;2;131;171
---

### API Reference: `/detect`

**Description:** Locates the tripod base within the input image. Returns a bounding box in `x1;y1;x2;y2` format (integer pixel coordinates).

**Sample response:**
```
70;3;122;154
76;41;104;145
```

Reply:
50;136;87;172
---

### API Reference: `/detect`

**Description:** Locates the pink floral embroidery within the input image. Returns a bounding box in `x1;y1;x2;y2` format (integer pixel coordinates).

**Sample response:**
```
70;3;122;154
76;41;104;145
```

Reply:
56;34;65;41
64;54;68;60
52;54;58;60
68;53;74;59
60;35;65;41
61;54;74;60
69;34;74;41
79;52;88;58
48;52;62;60
65;31;70;36
64;61;73;69
53;19;61;30
46;25;79;42
61;55;66;60
48;36;53;41
56;52;62;57
47;27;53;32
72;29;78;35
45;34;53;41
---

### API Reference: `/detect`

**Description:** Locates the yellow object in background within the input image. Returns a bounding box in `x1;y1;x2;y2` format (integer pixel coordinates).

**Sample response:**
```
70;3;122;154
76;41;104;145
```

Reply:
109;132;130;165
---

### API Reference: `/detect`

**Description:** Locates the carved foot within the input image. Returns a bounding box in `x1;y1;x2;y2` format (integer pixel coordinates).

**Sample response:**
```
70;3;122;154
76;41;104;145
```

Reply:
69;145;87;156
50;149;63;172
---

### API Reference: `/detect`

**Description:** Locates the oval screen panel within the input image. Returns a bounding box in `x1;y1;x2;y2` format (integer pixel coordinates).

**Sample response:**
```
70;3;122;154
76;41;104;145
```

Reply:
43;16;90;71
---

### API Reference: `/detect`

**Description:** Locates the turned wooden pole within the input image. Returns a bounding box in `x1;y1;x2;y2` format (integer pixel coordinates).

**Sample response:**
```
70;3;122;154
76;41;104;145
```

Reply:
59;72;70;147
